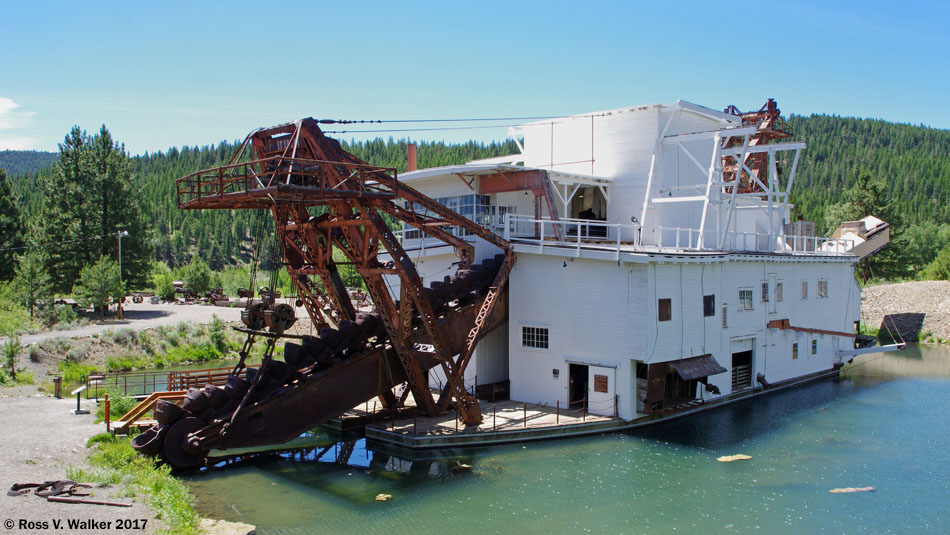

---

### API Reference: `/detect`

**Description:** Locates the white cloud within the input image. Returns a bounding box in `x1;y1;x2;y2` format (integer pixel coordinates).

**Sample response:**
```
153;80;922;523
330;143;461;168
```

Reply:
0;97;36;131
0;136;40;150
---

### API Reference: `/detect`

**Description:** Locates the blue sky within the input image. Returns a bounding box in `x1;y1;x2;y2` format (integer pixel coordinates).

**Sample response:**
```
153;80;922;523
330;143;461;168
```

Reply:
1;1;947;154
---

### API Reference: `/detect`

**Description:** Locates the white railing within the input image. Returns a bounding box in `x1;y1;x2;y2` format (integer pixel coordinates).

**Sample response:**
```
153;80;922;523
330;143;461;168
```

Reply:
503;214;855;257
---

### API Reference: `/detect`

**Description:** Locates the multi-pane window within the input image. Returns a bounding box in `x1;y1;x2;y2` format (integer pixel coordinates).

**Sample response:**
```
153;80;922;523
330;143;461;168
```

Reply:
818;279;828;298
703;295;715;317
776;282;783;302
404;194;491;238
522;326;549;349
761;282;769;303
811;339;818;355
802;281;808;300
722;305;728;328
738;289;754;311
792;342;799;360
658;298;672;322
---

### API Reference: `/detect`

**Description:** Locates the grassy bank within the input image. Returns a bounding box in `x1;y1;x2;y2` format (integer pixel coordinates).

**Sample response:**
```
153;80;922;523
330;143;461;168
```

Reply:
69;433;199;535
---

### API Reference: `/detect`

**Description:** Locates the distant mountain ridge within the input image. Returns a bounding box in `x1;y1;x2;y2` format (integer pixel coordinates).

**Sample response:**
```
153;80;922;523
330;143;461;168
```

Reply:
0;149;58;177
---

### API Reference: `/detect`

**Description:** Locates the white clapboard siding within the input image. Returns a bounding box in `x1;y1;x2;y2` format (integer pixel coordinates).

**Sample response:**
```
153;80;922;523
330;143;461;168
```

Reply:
508;254;647;419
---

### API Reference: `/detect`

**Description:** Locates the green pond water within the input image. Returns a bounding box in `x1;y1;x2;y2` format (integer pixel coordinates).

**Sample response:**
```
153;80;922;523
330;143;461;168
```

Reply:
184;346;950;534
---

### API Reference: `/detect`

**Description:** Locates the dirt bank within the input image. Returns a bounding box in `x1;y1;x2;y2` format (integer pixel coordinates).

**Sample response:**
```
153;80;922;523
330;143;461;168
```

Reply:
861;280;950;342
7;302;243;347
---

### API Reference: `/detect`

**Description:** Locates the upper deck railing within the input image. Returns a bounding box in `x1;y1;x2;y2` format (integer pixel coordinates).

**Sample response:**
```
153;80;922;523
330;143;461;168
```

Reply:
176;156;397;208
500;214;855;258
390;213;855;259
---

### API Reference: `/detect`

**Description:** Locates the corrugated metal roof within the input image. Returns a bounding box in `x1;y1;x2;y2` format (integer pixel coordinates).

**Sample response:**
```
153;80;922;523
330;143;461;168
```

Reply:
669;354;727;381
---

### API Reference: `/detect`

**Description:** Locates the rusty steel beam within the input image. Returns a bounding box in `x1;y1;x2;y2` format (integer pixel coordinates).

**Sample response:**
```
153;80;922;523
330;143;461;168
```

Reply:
172;116;513;429
766;318;857;338
437;250;515;412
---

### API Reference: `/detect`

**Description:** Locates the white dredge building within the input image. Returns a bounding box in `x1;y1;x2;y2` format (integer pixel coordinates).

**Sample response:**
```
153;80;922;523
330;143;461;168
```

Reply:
385;99;891;422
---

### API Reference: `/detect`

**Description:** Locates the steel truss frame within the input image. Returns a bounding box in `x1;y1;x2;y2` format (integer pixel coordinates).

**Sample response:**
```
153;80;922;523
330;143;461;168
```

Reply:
177;118;513;424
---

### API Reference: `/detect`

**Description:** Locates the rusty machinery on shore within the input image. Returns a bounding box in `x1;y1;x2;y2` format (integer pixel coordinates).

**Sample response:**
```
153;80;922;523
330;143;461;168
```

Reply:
132;119;515;468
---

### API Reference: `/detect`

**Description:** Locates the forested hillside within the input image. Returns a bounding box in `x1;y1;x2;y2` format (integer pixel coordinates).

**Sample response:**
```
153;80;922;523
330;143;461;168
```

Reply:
4;116;950;283
786;114;950;233
0;149;58;177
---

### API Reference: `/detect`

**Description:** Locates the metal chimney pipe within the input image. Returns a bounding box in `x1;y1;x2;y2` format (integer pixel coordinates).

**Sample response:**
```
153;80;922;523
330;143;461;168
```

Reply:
407;143;417;172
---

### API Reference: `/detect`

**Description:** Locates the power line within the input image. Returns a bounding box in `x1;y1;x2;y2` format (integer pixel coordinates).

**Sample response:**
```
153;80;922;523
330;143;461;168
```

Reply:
319;116;559;125
325;124;523;135
0;232;116;253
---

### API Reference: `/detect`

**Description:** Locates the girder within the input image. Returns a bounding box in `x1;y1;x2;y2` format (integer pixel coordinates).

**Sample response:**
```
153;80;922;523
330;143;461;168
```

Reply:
174;116;511;426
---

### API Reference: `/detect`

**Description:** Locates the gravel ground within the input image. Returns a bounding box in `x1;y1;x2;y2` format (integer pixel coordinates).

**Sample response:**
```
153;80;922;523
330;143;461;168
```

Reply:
5;302;244;347
0;395;164;535
861;280;950;341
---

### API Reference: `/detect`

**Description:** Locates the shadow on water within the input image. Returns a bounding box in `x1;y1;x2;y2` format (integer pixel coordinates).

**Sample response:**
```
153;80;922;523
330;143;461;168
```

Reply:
631;377;859;450
634;344;950;450
193;431;481;506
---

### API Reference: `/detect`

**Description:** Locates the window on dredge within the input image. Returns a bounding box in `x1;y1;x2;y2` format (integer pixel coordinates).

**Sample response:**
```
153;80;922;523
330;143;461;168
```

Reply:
738;289;754;311
658;298;672;322
703;295;715;317
522;327;549;349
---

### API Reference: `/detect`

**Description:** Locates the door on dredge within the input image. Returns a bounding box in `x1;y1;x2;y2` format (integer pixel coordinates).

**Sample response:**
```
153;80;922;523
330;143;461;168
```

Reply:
569;364;589;409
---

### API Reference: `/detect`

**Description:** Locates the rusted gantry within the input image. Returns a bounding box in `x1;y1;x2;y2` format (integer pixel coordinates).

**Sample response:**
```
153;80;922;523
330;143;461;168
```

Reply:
721;98;793;194
134;119;515;468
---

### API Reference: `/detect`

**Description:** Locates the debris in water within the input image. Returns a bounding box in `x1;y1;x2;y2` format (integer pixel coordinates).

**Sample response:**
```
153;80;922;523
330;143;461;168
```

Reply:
375;493;392;501
717;454;752;462
829;487;875;493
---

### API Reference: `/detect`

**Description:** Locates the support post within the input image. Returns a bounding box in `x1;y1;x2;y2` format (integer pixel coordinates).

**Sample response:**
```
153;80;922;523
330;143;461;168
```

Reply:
104;394;110;432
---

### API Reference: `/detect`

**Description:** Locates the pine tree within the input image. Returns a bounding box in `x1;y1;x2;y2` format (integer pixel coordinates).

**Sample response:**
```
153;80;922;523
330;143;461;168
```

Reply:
72;256;124;320
13;251;51;318
38;126;153;292
0;169;23;280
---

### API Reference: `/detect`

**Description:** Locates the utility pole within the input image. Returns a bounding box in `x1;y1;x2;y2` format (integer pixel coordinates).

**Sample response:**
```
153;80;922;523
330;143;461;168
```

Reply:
117;230;128;319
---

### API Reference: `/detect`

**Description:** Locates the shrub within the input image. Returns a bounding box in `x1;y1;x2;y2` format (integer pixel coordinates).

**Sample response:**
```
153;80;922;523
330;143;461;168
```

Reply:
112;327;138;346
58;360;98;385
94;385;137;422
139;331;156;355
162;343;222;365
208;315;227;353
105;354;148;372
165;332;180;347
15;371;34;385
2;336;22;379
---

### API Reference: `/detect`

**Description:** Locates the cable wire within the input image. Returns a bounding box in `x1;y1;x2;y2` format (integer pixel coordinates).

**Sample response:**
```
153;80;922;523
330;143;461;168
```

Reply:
325;124;523;135
0;232;116;253
319;116;559;125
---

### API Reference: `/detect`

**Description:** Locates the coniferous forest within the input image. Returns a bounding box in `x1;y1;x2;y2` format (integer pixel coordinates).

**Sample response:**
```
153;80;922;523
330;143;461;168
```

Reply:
2;114;950;298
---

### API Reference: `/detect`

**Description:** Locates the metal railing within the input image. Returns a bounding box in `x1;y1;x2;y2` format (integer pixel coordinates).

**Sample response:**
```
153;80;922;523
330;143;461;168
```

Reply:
502;214;855;257
176;156;397;206
84;366;238;399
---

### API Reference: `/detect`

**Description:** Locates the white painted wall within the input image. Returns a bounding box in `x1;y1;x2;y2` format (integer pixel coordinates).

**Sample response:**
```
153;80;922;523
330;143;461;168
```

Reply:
506;254;858;419
507;254;648;420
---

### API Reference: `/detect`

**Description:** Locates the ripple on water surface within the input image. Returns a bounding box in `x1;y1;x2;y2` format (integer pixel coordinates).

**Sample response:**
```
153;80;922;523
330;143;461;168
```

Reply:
185;347;950;534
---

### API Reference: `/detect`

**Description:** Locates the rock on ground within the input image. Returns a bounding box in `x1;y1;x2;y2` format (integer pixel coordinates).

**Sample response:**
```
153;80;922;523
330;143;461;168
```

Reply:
199;518;257;535
861;281;950;342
